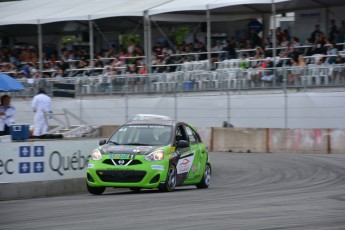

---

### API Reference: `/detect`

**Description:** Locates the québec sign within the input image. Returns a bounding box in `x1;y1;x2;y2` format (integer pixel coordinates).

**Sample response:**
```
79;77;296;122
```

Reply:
0;139;98;183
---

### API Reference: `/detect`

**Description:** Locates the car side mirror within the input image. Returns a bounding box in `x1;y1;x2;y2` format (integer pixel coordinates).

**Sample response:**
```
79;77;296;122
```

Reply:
177;140;189;148
99;139;106;146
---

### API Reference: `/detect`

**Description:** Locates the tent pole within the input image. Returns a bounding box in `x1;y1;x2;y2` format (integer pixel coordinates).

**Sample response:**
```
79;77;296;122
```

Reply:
206;7;211;70
271;0;276;63
144;10;152;74
89;16;94;68
37;20;43;72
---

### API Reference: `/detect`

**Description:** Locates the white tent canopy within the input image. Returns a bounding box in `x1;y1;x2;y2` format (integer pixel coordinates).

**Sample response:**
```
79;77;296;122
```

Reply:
1;0;345;26
0;0;169;25
148;0;288;15
0;0;289;26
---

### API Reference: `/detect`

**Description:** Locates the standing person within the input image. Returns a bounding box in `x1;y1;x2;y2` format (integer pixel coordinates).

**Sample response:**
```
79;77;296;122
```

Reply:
31;88;52;137
0;95;15;136
328;19;338;43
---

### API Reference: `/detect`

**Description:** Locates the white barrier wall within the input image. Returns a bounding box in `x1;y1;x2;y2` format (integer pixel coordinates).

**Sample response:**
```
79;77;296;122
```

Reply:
12;91;345;129
0;139;99;184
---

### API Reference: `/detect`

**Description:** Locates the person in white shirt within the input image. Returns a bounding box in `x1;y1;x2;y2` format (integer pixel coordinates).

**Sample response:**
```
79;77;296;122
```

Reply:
31;88;52;136
0;95;16;136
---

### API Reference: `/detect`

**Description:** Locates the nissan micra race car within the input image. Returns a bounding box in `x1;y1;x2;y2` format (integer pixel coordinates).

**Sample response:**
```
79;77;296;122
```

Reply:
86;120;211;195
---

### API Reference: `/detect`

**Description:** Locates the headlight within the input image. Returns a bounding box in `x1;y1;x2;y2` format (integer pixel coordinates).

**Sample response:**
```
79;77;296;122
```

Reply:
91;149;102;161
145;150;164;161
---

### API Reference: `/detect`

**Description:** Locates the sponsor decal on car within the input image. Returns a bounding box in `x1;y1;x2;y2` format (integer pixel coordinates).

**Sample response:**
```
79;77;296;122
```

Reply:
177;152;195;174
88;164;94;168
109;154;133;159
151;165;164;171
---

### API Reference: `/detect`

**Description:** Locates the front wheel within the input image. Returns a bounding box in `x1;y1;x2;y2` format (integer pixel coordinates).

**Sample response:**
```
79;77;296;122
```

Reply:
86;183;106;195
159;164;177;192
196;163;211;189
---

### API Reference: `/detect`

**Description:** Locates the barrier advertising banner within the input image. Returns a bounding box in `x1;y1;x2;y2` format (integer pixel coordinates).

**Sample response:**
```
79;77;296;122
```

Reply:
0;139;99;183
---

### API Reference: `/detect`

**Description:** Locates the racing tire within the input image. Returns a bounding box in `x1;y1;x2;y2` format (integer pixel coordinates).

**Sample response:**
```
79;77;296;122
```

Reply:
86;183;106;195
158;164;177;192
196;163;211;189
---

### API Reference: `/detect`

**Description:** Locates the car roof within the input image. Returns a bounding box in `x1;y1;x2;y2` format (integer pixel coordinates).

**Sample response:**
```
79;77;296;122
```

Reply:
124;119;177;126
130;114;172;121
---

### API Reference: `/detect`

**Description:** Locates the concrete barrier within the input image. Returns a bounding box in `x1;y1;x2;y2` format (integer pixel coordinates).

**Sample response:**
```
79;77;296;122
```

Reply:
211;128;267;153
0;179;86;200
268;129;328;154
330;129;345;154
100;125;118;137
211;128;345;154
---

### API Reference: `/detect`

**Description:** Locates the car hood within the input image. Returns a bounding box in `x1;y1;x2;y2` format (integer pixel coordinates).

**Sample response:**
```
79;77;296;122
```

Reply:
100;144;158;155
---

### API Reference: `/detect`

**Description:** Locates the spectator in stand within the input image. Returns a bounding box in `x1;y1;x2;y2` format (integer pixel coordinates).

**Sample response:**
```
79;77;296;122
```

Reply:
337;20;345;44
261;57;275;82
0;95;16;136
310;24;323;43
56;59;69;73
249;29;262;48
126;63;139;91
133;45;145;57
138;65;148;75
291;36;301;47
313;32;329;54
76;58;88;69
220;42;236;61
280;34;289;47
152;42;163;56
211;40;223;62
103;48;117;58
276;27;285;44
53;69;64;80
330;55;345;82
326;42;338;64
19;45;32;62
162;45;174;56
152;55;165;73
127;39;136;54
287;55;306;84
283;29;291;42
288;45;301;63
328;19;338;43
194;41;207;60
162;53;176;72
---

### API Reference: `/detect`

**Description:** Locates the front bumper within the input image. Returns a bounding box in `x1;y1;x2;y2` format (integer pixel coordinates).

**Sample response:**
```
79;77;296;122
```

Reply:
86;155;168;189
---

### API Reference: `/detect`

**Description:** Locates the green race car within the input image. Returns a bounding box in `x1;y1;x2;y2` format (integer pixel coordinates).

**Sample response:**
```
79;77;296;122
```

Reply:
86;119;211;195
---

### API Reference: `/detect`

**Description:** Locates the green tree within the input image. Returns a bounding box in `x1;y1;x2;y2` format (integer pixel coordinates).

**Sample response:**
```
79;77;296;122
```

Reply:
173;27;189;45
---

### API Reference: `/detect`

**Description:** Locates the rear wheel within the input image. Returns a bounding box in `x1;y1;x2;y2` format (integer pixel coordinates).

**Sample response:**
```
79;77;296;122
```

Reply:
196;163;211;189
159;164;177;192
86;183;106;195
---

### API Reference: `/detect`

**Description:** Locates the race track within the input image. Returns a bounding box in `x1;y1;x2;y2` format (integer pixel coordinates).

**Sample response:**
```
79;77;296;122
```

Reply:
1;152;345;230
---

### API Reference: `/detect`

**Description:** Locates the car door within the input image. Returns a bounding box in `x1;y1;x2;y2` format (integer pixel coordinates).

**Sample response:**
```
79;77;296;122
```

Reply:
182;125;204;183
175;123;202;185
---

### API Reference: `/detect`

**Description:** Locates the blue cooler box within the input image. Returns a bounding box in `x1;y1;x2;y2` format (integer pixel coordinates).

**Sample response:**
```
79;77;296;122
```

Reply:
10;124;30;140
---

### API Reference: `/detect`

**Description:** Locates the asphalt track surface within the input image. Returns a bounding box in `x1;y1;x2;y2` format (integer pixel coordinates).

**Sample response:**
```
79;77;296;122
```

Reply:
1;152;345;230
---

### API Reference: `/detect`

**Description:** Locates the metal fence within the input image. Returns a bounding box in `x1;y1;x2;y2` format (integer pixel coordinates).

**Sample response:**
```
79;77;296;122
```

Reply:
9;63;345;98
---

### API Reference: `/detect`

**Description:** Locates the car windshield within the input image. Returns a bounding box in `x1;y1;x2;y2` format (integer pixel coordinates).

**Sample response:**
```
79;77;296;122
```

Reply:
108;125;172;146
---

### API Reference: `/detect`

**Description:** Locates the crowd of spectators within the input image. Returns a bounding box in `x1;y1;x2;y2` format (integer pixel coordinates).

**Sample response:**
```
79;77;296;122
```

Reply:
1;19;345;86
